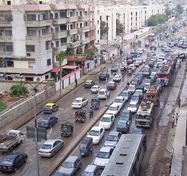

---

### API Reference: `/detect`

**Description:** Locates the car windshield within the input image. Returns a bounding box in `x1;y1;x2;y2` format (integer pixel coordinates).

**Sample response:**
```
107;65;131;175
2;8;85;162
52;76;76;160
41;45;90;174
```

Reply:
129;104;137;108
44;106;51;110
108;82;114;86
106;135;118;141
114;98;123;103
131;95;138;101
96;151;110;159
99;91;105;95
121;111;129;117
62;161;74;168
101;117;111;122
89;130;99;136
74;99;82;103
118;120;126;127
2;155;15;165
41;144;52;149
121;91;128;97
108;106;117;111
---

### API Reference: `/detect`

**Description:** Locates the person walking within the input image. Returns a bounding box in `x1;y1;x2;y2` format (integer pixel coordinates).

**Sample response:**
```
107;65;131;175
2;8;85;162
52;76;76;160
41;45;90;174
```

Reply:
178;97;181;108
75;78;77;87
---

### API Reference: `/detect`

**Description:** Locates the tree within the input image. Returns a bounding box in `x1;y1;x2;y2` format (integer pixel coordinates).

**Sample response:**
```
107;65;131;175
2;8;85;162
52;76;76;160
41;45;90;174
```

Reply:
56;51;65;79
100;21;108;39
116;19;123;35
147;14;168;26
10;84;28;97
85;47;97;57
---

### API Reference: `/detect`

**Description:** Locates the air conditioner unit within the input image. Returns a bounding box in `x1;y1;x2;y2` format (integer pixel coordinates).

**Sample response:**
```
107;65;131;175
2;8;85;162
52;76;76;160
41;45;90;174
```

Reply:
27;53;31;57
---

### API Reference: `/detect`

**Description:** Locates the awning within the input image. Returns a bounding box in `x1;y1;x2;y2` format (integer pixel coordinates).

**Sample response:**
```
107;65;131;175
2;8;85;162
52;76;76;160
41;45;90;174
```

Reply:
63;65;78;69
51;67;60;73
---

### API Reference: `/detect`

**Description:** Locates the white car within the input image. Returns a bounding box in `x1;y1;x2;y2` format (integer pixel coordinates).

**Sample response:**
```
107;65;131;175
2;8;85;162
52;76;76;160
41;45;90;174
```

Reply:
113;74;121;82
72;97;88;109
90;85;100;94
98;88;110;100
99;114;115;129
106;103;121;116
87;126;105;144
113;96;125;109
94;147;114;167
127;102;139;113
38;139;64;157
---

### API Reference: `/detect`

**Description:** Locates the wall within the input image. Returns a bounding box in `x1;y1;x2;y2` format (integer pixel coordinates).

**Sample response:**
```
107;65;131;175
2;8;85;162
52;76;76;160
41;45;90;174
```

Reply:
0;85;56;129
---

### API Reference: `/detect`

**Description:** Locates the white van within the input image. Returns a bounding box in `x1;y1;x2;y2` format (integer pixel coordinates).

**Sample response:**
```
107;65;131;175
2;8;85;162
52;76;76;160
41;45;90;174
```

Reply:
98;88;110;100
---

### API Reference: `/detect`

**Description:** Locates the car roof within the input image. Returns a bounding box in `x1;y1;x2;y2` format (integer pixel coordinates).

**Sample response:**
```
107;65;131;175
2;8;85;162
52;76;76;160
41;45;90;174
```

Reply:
75;97;83;100
85;80;93;83
99;88;107;91
115;96;124;99
84;164;97;172
91;126;103;131
92;85;99;87
110;103;120;107
108;131;120;136
43;139;61;145
65;155;79;163
46;102;55;106
102;114;113;118
99;146;113;152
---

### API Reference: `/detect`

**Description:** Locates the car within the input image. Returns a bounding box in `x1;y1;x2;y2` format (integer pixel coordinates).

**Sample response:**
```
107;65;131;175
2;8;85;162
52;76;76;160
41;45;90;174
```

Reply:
98;88;110;100
105;103;121;116
0;153;27;173
99;114;115;129
130;79;139;87
135;89;143;100
118;109;132;122
128;84;136;94
120;90;130;102
130;51;140;58
113;74;121;82
116;119;130;134
131;127;143;134
38;139;64;157
99;72;110;81
84;80;95;88
144;79;151;91
127;102;139;113
104;131;121;148
107;81;117;90
90;85;101;94
82;164;100;176
113;96;125;109
51;171;65;176
58;155;81;175
94;147;114;168
37;115;58;129
111;65;118;73
129;93;140;105
128;64;136;71
72;97;88;109
87;126;105;144
43;102;59;114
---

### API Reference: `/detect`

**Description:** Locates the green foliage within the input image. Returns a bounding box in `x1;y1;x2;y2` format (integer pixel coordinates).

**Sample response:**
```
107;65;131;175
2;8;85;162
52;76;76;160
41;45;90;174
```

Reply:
10;84;28;97
56;51;65;63
85;47;97;57
0;100;6;112
100;21;109;39
116;19;123;35
147;14;168;26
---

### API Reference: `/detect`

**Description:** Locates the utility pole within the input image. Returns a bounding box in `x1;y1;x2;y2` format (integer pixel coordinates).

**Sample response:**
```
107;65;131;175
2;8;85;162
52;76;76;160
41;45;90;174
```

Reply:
106;15;110;75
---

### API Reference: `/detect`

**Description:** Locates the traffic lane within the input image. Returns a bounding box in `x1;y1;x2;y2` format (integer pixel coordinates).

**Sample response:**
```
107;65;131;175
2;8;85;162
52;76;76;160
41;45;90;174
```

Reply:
14;66;132;176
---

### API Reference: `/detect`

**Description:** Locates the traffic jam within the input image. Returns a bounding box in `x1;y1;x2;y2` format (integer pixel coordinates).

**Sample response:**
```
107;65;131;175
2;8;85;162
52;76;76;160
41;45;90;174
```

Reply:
0;24;186;176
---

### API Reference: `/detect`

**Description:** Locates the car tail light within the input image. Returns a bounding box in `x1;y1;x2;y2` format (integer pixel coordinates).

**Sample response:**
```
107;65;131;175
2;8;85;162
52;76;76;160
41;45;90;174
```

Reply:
8;166;12;171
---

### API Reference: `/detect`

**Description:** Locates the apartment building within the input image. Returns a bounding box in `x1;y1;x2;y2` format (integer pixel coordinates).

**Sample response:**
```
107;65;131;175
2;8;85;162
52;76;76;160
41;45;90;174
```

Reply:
94;4;165;44
0;0;95;81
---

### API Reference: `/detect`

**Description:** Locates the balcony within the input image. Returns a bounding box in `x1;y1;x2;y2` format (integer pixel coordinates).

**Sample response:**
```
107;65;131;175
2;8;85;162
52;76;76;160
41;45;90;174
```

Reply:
68;16;78;23
0;35;12;42
81;38;90;45
26;33;52;41
53;31;67;39
67;40;80;48
82;26;90;32
54;45;67;54
67;28;78;36
25;20;52;27
53;18;67;25
0;51;13;57
0;20;12;27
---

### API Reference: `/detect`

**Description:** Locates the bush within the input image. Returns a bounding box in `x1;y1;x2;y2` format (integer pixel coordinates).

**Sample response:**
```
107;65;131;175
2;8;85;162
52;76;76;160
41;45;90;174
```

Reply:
0;100;6;112
10;84;28;97
147;14;168;26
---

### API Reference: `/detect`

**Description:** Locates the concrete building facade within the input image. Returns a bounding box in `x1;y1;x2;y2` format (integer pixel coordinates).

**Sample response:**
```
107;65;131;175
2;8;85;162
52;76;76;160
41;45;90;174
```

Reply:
0;0;95;81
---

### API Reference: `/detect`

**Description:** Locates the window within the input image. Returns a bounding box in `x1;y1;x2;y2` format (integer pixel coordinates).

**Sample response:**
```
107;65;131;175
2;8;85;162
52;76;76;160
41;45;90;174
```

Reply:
45;41;51;50
26;45;35;52
27;14;37;21
5;30;12;36
97;20;99;25
47;58;51;66
56;41;59;47
5;44;13;52
27;29;37;36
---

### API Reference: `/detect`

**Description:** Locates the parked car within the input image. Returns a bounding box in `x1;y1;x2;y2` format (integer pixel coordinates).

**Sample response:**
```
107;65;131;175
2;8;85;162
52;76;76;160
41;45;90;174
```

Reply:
87;126;105;144
37;116;58;129
82;165;100;176
120;90;130;102
107;81;117;90
113;74;121;82
113;96;125;109
58;155;81;175
127;102;139;113
84;80;95;88
111;65;118;73
38;139;64;157
99;72;110;81
129;93;140;105
99;114;115;130
43;102;59;114
127;84;136;94
104;131;121;148
90;85;101;94
105;103;121;116
98;88;110;100
94;147;114;168
79;137;93;157
72;97;88;109
0;153;27;173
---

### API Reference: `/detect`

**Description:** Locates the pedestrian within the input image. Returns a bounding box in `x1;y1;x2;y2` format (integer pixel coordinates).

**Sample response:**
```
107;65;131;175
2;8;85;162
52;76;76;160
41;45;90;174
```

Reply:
176;112;179;123
75;78;77;87
178;97;181;108
171;116;175;128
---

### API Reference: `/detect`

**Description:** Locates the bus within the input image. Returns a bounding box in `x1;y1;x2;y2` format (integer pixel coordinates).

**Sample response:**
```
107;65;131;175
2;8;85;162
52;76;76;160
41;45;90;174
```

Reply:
101;134;146;176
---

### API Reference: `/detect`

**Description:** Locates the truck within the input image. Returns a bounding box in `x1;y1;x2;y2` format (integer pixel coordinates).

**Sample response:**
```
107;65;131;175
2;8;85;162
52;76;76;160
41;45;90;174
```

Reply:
135;100;154;128
145;86;160;106
0;130;24;152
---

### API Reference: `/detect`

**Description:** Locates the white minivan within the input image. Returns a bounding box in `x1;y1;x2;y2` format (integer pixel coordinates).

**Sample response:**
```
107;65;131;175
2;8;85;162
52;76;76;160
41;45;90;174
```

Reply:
98;88;110;100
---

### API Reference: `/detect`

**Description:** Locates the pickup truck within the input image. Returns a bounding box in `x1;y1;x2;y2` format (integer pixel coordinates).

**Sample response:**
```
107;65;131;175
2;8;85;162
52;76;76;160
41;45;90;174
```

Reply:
0;130;24;152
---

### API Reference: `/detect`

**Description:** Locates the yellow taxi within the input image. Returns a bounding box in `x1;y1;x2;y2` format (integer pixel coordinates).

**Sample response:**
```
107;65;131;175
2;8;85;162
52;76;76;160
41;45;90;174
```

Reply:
43;102;59;114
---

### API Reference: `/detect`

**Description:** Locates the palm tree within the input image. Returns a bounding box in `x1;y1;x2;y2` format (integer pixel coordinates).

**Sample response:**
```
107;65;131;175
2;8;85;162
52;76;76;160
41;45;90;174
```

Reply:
56;51;65;94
